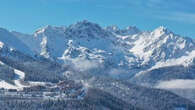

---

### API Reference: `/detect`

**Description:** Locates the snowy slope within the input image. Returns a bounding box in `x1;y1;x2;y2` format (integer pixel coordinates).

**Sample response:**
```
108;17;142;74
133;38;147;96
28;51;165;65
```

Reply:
3;21;195;80
124;26;195;68
0;69;26;90
0;67;46;90
0;81;17;89
0;28;34;55
13;69;26;89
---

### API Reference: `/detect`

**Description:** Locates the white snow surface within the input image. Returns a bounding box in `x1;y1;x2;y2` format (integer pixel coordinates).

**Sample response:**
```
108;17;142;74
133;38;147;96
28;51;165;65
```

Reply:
0;69;46;90
14;69;25;80
151;50;195;69
0;69;26;90
0;61;5;65
128;27;195;67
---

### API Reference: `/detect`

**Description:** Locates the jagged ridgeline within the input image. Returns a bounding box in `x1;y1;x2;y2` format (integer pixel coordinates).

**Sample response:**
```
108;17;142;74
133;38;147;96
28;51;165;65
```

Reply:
1;21;195;81
0;20;195;110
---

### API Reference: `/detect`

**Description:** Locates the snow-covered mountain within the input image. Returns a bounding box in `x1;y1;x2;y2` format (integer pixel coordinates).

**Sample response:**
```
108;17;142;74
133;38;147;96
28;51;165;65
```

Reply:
1;20;195;88
1;20;195;106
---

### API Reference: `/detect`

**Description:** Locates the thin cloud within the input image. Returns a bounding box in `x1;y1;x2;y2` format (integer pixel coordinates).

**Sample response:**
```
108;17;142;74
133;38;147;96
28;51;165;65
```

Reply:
125;0;195;24
141;0;195;11
156;12;195;24
156;79;195;89
39;0;195;24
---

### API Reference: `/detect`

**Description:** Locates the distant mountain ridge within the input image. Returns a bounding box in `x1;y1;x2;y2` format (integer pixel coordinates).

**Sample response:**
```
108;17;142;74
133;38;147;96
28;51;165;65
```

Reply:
0;20;195;87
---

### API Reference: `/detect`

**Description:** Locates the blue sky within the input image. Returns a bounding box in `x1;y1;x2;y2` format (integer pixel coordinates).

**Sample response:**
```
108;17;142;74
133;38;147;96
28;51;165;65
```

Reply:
0;0;194;38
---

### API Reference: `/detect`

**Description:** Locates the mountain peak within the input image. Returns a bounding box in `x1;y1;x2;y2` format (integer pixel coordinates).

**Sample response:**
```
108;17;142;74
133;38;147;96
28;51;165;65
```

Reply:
71;20;101;29
154;26;169;33
0;27;12;35
125;26;140;33
65;20;110;38
34;25;53;35
157;26;167;30
106;25;140;35
126;26;139;30
152;26;171;36
34;25;66;36
78;20;92;24
106;25;119;31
